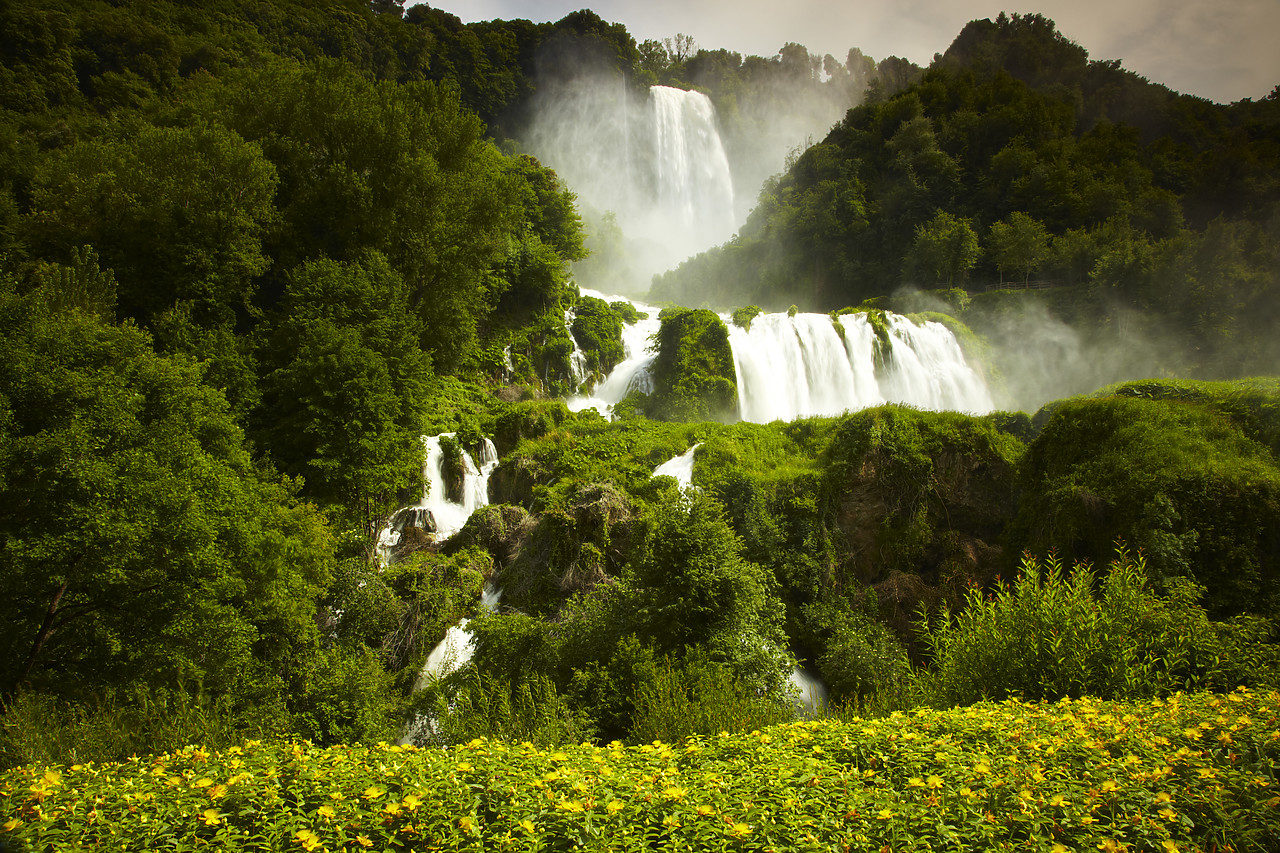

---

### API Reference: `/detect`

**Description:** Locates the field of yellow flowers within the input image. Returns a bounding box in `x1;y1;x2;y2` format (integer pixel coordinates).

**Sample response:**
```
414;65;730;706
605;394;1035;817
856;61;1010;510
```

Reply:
2;689;1278;852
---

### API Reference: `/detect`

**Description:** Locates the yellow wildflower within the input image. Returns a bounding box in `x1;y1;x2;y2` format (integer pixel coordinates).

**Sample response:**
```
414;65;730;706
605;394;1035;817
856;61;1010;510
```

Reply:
729;822;752;836
198;809;222;826
606;800;625;814
362;786;385;800
294;829;322;851
317;805;335;819
926;775;943;789
519;819;536;833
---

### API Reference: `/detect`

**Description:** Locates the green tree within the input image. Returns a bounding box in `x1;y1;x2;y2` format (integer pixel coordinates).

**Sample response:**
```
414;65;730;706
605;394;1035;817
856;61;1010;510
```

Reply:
903;210;981;285
0;280;332;701
988;211;1051;283
256;253;431;536
25;120;277;326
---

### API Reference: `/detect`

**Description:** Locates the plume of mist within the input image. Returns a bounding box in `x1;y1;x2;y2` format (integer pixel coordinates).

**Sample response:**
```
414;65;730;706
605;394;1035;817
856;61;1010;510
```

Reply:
521;43;862;296
969;297;1185;413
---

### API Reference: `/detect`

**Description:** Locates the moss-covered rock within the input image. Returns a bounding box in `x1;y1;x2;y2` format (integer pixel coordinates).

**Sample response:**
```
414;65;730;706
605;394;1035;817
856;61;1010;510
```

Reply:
1014;392;1280;617
822;406;1026;637
570;295;625;382
645;308;738;423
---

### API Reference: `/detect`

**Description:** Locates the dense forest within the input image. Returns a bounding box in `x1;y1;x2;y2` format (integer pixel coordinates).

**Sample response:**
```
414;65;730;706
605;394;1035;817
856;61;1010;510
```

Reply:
1;8;1279;847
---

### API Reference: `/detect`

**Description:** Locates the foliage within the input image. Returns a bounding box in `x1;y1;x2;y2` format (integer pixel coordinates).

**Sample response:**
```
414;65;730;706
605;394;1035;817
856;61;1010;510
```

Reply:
1016;393;1280;616
255;253;431;528
645;308;738;422
918;548;1280;706
0;284;333;704
729;304;762;330
5;690;1280;851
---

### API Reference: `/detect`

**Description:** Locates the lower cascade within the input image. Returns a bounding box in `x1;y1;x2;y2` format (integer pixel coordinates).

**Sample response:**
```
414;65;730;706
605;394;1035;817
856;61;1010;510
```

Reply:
728;311;994;422
379;434;502;743
570;296;995;422
377;433;498;563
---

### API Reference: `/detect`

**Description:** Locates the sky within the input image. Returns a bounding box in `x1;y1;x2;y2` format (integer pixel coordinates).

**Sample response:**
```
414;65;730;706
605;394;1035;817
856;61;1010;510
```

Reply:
413;0;1280;104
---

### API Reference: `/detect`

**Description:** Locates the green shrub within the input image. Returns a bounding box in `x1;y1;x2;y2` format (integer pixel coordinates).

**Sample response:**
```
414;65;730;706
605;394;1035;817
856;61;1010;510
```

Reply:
730;304;762;330
645;308;738;422
917;547;1280;706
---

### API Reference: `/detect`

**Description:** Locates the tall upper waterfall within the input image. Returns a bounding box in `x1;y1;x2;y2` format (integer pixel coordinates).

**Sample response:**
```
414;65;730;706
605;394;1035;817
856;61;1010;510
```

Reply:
527;82;738;282
649;86;736;253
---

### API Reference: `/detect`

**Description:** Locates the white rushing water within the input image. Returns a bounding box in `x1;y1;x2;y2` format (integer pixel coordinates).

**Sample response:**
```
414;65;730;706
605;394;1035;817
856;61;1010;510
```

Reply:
529;83;737;283
727;310;994;423
569;301;994;423
652;443;701;490
567;288;662;415
377;433;499;562
378;433;503;745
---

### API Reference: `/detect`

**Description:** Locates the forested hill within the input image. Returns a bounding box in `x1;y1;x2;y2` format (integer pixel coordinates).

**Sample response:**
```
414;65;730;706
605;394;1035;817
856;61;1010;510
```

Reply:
652;13;1280;378
0;0;918;754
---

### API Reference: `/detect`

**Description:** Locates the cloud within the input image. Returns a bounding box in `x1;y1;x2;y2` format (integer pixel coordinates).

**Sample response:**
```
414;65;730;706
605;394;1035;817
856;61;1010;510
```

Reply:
418;0;1280;102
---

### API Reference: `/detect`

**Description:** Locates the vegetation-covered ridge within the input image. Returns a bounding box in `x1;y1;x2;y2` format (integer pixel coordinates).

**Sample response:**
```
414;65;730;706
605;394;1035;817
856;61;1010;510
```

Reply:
4;690;1279;851
652;12;1280;380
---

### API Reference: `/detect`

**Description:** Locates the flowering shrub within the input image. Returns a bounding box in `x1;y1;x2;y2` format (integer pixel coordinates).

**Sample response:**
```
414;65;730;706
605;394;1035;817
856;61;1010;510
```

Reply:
2;689;1278;851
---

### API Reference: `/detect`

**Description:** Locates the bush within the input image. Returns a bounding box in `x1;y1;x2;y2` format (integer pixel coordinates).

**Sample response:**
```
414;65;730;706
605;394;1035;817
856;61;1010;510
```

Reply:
917;547;1280;706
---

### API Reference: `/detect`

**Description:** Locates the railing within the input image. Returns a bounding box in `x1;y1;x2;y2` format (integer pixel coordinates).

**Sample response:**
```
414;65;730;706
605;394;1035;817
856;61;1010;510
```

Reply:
984;279;1063;292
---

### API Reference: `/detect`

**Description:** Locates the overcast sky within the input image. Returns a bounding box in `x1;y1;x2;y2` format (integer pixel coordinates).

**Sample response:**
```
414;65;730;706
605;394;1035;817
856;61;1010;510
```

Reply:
413;1;1280;104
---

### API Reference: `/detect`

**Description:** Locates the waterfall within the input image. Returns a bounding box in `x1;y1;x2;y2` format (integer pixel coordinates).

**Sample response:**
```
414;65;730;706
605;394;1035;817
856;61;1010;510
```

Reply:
378;433;499;563
649;86;736;253
728;311;994;423
389;436;502;744
567;288;661;415
527;83;737;283
563;306;589;393
652;443;701;490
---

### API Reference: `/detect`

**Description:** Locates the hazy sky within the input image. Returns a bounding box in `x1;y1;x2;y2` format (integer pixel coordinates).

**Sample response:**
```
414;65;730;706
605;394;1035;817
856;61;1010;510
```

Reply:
413;1;1280;104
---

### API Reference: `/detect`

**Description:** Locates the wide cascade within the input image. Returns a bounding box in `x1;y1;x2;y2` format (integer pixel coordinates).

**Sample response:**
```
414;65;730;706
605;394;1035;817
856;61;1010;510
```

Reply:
728;311;995;422
569;302;994;422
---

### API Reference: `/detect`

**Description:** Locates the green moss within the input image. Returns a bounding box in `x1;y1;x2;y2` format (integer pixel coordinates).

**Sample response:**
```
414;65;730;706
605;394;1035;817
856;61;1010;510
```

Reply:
645;308;738;423
571;295;626;380
731;305;762;330
1014;391;1280;617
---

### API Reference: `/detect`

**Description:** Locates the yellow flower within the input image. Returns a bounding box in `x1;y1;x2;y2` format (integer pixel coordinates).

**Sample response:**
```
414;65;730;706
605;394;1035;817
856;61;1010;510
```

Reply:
208;784;227;800
606;800;625;814
662;786;687;800
317;805;335;819
907;776;925;788
729;822;752;836
1159;808;1178;820
696;804;715;816
294;829;322;851
456;761;473;772
362;786;385;800
198;809;222;826
1049;793;1070;807
876;809;895;820
974;762;991;774
926;775;943;789
1161;842;1179;853
459;815;476;832
354;836;373;849
193;777;214;788
1154;791;1173;804
556;800;586;813
519;819;536;833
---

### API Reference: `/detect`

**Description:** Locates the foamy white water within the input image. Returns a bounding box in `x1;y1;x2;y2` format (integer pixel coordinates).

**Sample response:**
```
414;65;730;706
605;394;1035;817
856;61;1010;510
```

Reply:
728;311;993;423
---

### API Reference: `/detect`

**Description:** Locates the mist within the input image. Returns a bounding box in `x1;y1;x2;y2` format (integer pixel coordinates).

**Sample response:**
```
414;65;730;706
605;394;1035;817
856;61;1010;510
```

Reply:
520;44;862;294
